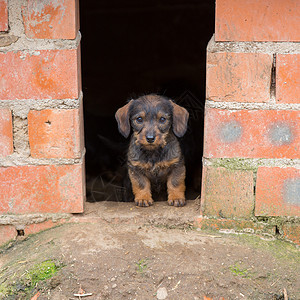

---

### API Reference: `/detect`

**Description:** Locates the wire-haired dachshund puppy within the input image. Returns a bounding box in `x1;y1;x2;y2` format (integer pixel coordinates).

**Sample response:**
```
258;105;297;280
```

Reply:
115;94;189;207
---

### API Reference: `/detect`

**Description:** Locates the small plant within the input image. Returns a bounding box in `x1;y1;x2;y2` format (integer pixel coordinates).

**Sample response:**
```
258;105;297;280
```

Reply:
136;259;148;273
229;262;250;278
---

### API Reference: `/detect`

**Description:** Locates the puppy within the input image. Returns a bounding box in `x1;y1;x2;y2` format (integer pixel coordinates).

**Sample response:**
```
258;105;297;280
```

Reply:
115;94;189;207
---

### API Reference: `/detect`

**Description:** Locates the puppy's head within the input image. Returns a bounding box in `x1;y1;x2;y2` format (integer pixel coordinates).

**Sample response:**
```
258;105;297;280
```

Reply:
115;94;189;149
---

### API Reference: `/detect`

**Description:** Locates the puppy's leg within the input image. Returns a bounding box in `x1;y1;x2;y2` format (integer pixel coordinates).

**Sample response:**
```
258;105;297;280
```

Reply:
167;163;186;207
128;168;153;207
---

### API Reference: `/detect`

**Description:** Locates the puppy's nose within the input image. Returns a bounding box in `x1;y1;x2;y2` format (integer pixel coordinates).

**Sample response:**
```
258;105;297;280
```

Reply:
146;135;155;143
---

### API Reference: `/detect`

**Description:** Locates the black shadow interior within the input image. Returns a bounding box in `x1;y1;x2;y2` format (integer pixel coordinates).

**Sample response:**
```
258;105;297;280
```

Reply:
80;0;215;202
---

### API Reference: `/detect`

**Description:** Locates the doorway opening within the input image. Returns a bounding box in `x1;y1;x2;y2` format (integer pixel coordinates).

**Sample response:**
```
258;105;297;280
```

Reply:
80;0;215;203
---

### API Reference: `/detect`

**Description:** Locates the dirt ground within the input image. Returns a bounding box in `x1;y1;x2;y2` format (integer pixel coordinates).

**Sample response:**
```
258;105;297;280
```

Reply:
0;201;299;300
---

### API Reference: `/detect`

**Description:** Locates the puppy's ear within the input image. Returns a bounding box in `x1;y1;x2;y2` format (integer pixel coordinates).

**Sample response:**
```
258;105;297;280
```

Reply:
169;100;189;137
115;100;133;138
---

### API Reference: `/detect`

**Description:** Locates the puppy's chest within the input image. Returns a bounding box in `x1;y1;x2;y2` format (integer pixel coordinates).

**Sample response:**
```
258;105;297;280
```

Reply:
129;153;179;178
139;157;179;175
128;138;181;178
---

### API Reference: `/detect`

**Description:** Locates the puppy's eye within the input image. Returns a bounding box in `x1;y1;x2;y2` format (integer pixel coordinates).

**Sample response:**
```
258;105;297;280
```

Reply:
159;117;166;123
136;117;143;124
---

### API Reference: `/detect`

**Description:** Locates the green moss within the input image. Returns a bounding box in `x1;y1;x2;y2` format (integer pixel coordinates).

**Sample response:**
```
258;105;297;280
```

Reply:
210;158;260;171
25;260;58;286
229;262;251;278
0;259;62;298
233;234;300;264
0;284;10;296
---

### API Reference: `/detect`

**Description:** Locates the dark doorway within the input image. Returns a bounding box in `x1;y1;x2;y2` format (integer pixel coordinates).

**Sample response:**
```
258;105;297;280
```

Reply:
80;0;215;202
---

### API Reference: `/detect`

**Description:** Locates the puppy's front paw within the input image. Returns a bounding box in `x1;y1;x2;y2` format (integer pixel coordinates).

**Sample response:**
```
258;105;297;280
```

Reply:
168;198;186;207
135;198;154;207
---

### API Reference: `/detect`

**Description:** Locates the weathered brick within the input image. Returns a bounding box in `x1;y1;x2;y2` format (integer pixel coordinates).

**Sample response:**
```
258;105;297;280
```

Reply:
203;108;300;159
0;225;17;245
25;219;66;236
23;0;79;39
0;48;80;100
0;163;85;214
195;216;276;235
281;223;300;245
276;54;300;104
0;109;13;157
28;107;84;159
255;167;300;217
201;166;254;219
215;0;300;42
206;52;273;102
0;0;8;32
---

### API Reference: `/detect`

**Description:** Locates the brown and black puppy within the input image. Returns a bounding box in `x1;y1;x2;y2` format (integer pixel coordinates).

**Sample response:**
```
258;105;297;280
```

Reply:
115;94;189;207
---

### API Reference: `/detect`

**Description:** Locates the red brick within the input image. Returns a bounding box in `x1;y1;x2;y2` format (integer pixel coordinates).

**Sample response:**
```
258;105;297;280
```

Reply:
203;108;300;159
0;109;13;157
255;167;300;217
281;223;300;245
0;163;85;214
215;0;300;42
206;52;273;102
0;225;17;245
23;0;79;39
0;0;8;32
28;108;84;159
276;54;300;104
0;48;80;100
201;166;254;219
25;219;66;236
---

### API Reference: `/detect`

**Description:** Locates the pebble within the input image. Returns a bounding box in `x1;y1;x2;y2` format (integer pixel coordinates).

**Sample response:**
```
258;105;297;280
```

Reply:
157;287;168;299
112;283;117;289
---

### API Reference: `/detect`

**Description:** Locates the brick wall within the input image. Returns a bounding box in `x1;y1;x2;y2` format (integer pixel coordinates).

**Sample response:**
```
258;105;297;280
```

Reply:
0;0;299;246
0;0;83;244
200;0;300;244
